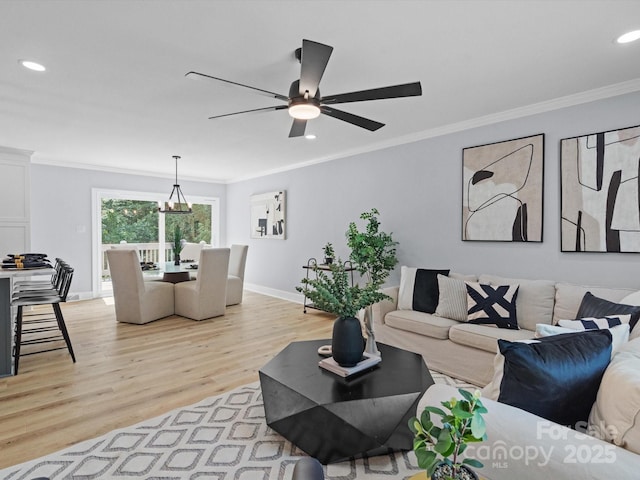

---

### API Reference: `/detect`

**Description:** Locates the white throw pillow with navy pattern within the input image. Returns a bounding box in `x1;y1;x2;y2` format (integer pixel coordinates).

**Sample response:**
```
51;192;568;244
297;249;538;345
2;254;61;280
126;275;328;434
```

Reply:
465;281;520;330
558;314;631;331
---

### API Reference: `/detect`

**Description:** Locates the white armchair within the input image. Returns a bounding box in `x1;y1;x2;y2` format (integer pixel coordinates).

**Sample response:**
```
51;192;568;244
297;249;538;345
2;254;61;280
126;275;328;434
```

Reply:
226;244;248;306
105;249;175;324
174;248;230;320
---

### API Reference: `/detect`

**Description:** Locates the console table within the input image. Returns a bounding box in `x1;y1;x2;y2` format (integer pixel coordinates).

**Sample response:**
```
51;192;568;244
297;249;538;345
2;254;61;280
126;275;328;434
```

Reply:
0;267;54;377
259;339;433;464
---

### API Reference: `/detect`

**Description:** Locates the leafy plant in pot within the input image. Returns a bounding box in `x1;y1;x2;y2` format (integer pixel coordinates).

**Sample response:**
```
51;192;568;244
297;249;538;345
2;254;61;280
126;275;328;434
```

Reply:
173;225;183;265
322;242;335;265
296;258;389;367
297;208;396;366
409;388;487;480
346;208;398;356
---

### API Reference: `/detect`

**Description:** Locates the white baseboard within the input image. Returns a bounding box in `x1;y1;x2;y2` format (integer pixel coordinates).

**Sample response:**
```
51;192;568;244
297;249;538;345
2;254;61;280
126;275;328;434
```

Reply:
67;291;94;302
244;283;304;304
73;285;303;305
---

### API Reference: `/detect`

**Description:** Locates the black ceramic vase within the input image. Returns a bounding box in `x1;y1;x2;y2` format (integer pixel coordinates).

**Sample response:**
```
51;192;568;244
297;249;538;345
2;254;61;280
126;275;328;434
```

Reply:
174;253;180;265
332;316;365;367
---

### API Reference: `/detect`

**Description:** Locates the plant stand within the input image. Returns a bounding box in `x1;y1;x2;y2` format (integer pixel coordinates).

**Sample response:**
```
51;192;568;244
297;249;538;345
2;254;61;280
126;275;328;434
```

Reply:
302;258;354;313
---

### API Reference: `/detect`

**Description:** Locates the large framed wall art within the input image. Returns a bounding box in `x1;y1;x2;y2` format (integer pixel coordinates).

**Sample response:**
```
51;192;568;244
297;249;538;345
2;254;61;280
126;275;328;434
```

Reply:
250;190;286;239
561;124;640;252
462;133;544;242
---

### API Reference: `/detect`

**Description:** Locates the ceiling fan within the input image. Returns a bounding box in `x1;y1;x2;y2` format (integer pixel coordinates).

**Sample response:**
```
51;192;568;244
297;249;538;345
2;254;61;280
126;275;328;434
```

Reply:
186;39;422;138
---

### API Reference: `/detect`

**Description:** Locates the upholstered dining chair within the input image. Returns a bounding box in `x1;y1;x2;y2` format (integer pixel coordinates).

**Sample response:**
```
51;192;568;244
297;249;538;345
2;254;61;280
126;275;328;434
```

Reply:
174;248;230;320
179;241;206;262
226;244;248;306
105;249;174;324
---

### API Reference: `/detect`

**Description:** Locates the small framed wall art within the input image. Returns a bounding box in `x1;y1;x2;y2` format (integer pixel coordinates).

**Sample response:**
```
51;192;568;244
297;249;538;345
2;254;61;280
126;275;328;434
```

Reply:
462;133;544;242
561;124;640;252
250;190;286;239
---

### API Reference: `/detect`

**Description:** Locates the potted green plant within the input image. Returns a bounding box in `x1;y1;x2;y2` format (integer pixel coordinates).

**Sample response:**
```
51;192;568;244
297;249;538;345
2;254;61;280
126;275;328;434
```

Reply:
346;208;398;355
173;225;183;265
408;388;487;480
298;208;397;367
322;242;335;265
296;258;388;367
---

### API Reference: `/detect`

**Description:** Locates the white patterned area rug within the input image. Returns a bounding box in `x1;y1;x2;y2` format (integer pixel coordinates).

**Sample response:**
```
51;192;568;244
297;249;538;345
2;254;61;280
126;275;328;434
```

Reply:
1;372;474;480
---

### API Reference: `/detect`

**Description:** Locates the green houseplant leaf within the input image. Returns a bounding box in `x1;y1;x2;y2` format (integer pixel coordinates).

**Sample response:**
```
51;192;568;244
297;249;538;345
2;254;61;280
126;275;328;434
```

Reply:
408;388;487;479
297;209;397;319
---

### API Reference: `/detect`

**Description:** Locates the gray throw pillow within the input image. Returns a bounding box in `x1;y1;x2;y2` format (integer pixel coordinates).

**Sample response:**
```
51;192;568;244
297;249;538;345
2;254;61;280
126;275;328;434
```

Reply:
435;274;468;321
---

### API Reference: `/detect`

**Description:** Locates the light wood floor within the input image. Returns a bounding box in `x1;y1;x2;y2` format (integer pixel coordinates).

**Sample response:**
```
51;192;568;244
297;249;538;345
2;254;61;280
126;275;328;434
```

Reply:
0;291;334;469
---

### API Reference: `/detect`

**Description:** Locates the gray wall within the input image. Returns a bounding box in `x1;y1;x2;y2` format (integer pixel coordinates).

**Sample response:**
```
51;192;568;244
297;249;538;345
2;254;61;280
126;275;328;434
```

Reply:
226;90;640;300
30;164;226;296
26;90;640;301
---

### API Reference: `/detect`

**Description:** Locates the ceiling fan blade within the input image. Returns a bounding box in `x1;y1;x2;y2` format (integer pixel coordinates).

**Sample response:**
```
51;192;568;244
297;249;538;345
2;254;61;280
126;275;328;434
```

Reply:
289;119;307;138
320;106;384;131
322;81;422;104
208;105;287;120
186;71;289;102
299;40;333;97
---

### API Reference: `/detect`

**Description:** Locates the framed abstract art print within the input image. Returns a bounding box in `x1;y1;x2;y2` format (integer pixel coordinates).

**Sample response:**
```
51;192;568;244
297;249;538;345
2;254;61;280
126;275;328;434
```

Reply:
561;124;640;252
250;190;286;239
462;134;544;242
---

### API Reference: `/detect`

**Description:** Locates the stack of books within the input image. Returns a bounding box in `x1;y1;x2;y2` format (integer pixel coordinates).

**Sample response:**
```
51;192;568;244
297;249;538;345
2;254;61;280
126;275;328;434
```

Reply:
319;353;381;378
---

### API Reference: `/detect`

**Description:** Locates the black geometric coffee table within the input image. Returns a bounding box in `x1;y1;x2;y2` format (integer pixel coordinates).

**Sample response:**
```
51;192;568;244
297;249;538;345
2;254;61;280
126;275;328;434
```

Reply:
259;339;433;464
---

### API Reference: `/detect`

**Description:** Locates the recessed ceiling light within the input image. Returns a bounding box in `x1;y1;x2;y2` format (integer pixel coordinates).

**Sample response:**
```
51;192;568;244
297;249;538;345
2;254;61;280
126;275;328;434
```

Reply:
19;60;46;72
616;30;640;44
305;134;317;140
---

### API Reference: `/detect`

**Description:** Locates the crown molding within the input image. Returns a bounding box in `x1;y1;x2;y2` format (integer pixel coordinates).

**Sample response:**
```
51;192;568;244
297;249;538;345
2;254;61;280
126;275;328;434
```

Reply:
29;158;226;184
228;78;640;183
25;78;640;185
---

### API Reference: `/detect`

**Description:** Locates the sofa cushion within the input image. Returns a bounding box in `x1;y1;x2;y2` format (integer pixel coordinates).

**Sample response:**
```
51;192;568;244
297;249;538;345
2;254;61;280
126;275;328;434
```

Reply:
449;323;533;353
398;267;449;313
466;281;519;329
589;337;640;455
553;283;637;325
384;310;458;340
576;292;640;332
493;330;612;429
620;291;640;340
479;274;556;331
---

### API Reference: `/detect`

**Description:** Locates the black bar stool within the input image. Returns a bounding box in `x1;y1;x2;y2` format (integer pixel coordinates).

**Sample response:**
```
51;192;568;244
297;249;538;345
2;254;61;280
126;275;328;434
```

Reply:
12;263;76;374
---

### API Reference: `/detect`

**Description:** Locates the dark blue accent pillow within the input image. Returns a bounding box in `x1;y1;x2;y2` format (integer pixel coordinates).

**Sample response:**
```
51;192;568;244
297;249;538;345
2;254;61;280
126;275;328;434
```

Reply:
497;329;612;429
413;269;450;313
576;292;640;331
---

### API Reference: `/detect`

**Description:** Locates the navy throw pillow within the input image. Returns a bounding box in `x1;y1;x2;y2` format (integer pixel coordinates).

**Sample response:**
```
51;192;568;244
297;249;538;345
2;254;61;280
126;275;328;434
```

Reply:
576;292;640;331
497;329;612;429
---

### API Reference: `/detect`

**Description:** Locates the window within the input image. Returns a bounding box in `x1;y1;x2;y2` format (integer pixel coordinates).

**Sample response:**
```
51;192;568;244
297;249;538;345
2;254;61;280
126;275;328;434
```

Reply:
92;188;219;296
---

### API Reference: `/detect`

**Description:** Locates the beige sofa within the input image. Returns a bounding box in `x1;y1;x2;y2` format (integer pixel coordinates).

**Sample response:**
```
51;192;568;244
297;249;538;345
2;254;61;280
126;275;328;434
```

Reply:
373;272;639;386
422;334;640;480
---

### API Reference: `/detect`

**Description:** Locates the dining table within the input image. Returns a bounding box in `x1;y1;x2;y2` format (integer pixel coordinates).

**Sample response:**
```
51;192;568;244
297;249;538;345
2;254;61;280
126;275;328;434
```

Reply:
160;262;198;283
142;262;198;283
0;267;55;377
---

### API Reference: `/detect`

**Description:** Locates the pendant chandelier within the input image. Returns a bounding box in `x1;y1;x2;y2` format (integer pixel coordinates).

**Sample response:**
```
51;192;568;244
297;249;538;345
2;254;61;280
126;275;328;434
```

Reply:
158;155;192;214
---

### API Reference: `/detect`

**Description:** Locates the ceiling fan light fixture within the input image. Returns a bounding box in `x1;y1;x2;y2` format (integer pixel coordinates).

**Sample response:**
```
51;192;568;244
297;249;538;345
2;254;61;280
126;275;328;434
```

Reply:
288;98;321;120
616;29;640;44
19;59;46;72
